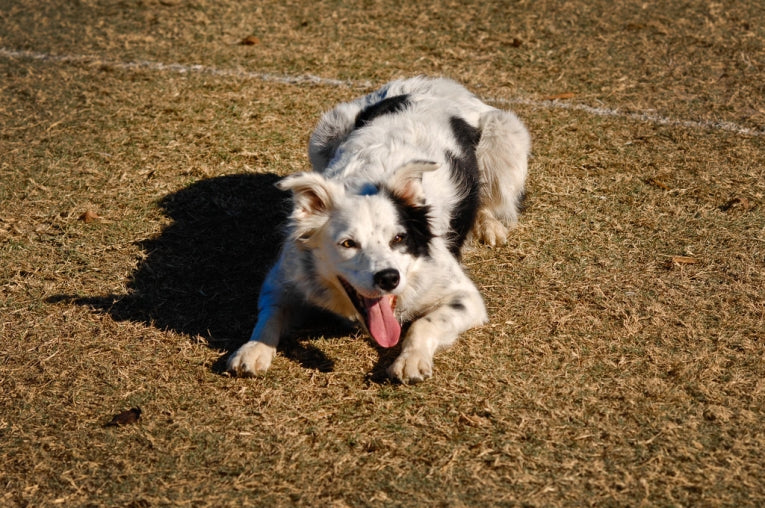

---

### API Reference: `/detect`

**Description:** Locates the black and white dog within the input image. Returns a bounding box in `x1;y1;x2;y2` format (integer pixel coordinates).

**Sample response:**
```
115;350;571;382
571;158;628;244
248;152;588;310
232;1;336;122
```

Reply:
228;77;530;383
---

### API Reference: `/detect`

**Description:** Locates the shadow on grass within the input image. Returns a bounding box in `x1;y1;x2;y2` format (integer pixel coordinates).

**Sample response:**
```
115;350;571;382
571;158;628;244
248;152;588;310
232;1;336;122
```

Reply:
48;173;359;374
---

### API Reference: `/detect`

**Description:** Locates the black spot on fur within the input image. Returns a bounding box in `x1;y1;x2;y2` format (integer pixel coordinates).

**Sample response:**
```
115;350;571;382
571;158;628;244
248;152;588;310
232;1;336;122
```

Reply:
449;299;466;311
446;116;481;257
517;189;527;214
383;189;434;258
450;115;481;149
354;94;411;129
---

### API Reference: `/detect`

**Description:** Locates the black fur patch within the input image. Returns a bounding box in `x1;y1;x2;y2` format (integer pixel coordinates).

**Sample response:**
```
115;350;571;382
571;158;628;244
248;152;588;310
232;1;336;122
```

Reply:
445;116;481;257
517;189;527;214
383;189;434;258
354;94;411;129
449;299;466;311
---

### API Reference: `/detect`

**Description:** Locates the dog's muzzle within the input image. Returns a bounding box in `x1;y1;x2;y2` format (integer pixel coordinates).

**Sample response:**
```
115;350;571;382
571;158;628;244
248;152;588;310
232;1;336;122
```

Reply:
339;276;401;348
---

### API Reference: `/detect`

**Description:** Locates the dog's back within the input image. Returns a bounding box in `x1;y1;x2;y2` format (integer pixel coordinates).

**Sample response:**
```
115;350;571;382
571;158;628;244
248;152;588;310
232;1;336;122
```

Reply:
309;76;529;249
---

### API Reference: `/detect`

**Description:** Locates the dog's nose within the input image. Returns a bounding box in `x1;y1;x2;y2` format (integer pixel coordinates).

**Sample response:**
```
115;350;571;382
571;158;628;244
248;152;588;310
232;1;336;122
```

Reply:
374;268;400;291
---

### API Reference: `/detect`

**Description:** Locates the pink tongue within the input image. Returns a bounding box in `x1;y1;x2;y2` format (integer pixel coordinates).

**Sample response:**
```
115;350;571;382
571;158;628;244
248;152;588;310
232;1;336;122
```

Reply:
363;296;401;348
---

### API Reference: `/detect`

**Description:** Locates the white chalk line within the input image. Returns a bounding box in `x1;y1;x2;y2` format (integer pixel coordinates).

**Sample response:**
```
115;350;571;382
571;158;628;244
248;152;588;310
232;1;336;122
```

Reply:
0;47;373;88
490;96;765;137
2;47;763;137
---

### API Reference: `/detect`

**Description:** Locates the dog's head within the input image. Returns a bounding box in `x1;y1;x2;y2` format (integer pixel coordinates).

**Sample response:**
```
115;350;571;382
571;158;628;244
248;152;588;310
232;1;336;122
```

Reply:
277;161;437;348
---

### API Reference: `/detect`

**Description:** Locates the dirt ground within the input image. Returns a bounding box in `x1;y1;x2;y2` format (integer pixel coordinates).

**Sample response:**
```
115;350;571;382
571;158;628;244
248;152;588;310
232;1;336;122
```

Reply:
1;0;763;506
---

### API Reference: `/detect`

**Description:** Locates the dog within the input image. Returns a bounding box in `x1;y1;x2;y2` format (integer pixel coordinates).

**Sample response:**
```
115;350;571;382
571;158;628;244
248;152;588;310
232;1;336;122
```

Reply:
227;76;530;383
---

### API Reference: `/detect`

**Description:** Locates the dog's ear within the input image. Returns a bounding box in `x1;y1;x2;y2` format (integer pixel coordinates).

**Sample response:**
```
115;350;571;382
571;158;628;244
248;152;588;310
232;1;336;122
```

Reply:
277;172;340;215
277;172;343;240
388;160;439;205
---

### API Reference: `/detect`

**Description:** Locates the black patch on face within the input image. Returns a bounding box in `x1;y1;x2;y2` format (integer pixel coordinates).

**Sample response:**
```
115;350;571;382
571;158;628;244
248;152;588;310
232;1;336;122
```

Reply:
354;94;411;130
383;189;434;258
446;116;481;257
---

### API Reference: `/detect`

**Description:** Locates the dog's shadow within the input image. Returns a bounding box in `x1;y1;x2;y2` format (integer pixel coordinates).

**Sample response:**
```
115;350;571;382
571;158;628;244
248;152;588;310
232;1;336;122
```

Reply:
49;173;388;375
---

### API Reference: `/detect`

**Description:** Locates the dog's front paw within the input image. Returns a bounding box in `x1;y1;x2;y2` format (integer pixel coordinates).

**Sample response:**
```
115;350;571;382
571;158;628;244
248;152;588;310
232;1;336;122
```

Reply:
387;350;433;384
227;342;276;377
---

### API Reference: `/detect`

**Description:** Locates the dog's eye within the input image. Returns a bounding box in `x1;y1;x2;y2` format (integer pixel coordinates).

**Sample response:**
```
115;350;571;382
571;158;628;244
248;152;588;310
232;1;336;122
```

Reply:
391;233;407;245
339;239;358;249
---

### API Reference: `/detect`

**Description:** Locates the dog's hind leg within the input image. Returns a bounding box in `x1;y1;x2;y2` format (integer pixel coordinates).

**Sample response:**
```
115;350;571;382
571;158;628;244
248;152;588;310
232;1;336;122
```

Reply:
473;109;530;246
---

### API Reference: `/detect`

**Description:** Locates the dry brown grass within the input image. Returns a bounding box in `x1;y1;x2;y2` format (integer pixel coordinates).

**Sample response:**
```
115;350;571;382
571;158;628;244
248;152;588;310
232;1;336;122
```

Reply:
1;0;763;506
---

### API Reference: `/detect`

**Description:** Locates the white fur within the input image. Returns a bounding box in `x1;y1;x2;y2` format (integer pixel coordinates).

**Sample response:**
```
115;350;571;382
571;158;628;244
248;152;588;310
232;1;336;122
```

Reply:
228;77;530;383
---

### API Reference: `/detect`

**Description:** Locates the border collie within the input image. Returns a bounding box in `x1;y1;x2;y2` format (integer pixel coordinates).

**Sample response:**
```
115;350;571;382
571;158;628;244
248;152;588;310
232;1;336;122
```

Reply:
228;76;530;383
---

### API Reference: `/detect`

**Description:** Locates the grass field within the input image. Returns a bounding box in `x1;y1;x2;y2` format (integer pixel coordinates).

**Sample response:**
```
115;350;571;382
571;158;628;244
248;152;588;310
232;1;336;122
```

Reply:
1;0;763;505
